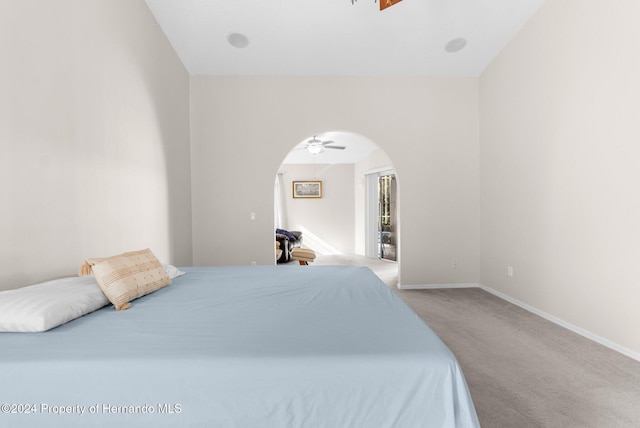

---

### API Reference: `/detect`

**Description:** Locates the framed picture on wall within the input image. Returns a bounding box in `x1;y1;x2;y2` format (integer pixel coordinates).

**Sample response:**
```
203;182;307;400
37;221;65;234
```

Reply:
292;181;322;198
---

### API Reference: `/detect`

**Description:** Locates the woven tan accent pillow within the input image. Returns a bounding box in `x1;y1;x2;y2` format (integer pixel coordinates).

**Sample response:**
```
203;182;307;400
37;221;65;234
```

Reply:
81;249;171;311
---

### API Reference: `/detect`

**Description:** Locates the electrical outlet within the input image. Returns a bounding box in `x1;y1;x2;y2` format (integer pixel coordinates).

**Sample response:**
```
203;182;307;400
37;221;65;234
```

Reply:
507;266;513;277
250;212;256;221
451;259;458;269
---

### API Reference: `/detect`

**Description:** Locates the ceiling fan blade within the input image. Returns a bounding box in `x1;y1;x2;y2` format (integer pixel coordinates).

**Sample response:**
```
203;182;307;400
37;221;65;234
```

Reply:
321;140;335;146
325;145;346;150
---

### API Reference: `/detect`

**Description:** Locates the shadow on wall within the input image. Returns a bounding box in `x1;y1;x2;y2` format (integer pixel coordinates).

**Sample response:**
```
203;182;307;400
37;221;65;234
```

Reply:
105;1;193;266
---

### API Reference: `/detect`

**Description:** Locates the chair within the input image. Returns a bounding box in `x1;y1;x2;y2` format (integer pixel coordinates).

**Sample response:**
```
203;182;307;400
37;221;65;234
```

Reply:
275;230;302;263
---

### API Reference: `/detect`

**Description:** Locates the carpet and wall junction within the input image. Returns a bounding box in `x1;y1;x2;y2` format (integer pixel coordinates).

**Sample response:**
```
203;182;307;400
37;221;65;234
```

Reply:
309;254;640;427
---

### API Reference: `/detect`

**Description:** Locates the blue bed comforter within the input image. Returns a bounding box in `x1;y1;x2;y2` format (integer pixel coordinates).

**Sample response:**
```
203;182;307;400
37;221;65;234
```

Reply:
0;265;479;428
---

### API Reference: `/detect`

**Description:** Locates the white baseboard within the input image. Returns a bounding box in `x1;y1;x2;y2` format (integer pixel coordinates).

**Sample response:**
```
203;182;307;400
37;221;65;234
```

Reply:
397;283;481;290
479;284;640;363
396;282;640;363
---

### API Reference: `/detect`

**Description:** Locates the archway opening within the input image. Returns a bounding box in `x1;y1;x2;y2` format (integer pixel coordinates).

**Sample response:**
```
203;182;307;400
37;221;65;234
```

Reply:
273;130;401;288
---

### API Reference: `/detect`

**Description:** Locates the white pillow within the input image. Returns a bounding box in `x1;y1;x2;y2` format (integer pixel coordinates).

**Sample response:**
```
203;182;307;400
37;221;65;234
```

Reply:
163;263;185;279
0;276;109;332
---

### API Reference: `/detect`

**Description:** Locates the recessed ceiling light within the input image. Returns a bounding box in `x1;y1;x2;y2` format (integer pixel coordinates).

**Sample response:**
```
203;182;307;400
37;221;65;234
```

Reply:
227;32;249;49
444;37;467;53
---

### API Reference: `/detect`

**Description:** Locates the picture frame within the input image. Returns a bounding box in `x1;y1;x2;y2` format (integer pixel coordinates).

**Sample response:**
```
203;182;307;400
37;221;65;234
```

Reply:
292;180;322;198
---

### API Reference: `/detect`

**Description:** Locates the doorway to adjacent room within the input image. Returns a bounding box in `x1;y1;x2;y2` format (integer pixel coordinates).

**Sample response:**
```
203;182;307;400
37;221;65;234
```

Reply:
365;169;397;262
276;131;399;286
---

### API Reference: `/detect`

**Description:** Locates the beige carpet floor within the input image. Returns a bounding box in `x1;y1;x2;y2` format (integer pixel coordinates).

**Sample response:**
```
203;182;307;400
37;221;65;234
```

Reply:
399;288;640;427
306;253;400;287
286;254;640;427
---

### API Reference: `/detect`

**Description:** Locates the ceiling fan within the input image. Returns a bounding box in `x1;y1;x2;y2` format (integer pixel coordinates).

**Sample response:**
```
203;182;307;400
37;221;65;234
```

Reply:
304;136;346;154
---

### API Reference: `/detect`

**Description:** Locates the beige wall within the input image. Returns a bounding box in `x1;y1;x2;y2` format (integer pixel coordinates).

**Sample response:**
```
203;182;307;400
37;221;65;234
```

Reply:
0;0;192;290
278;164;355;255
480;0;640;356
190;76;480;285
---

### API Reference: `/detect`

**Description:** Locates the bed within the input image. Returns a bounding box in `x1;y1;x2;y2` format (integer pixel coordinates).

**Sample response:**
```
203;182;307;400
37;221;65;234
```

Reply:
0;265;479;428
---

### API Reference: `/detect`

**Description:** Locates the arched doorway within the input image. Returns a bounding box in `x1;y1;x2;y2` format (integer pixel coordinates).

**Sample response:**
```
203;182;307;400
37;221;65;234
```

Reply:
274;131;401;287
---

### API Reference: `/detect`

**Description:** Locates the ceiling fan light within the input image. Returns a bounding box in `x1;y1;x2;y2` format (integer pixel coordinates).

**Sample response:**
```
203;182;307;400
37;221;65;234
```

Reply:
307;144;324;154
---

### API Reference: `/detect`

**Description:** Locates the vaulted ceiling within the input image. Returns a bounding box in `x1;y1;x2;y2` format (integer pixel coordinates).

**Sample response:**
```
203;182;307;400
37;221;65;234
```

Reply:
145;0;545;77
145;0;545;163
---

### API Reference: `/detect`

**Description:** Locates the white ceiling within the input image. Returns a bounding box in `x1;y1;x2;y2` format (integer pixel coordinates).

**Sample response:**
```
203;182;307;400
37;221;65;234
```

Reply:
144;0;545;164
144;0;545;77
